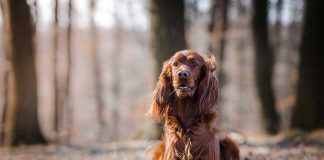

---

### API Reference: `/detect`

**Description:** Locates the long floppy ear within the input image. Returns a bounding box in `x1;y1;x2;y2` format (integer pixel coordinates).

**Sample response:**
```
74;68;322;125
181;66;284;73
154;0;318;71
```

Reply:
197;55;219;113
147;60;173;121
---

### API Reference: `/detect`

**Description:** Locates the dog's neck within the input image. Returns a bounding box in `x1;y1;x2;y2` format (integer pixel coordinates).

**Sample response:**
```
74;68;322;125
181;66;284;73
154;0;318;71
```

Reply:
168;96;217;131
173;97;197;129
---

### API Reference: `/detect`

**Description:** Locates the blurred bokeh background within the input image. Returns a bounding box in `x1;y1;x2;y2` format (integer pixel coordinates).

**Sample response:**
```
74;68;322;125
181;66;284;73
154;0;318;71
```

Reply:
0;0;323;159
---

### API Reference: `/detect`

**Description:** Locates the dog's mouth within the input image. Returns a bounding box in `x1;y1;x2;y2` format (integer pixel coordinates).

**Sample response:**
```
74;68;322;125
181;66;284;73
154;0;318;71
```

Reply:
176;86;193;92
175;84;196;97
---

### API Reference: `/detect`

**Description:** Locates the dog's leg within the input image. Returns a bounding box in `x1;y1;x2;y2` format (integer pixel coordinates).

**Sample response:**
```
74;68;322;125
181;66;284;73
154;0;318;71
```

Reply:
219;137;239;160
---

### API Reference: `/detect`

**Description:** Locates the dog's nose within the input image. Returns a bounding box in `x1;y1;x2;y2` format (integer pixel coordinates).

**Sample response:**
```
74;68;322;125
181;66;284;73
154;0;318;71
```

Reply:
177;71;188;79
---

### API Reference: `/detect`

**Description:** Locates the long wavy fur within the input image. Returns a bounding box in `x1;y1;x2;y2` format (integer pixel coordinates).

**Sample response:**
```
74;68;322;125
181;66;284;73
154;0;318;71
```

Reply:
148;52;239;160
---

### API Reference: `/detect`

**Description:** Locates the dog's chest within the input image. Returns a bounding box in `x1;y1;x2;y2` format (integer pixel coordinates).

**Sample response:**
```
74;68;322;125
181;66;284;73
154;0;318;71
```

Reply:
165;120;217;159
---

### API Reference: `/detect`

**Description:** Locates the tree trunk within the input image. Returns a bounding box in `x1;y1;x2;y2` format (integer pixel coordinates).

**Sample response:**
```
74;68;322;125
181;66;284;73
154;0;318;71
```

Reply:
0;72;8;145
64;0;73;143
291;0;324;130
52;0;63;142
0;0;6;144
2;0;46;145
150;0;186;139
274;0;283;50
208;0;228;61
208;0;229;87
150;0;186;75
90;0;106;141
219;0;228;61
33;0;38;23
110;3;123;141
252;0;279;134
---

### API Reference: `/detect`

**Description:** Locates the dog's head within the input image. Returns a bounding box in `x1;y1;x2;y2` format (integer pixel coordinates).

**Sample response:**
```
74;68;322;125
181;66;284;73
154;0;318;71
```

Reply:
148;50;219;120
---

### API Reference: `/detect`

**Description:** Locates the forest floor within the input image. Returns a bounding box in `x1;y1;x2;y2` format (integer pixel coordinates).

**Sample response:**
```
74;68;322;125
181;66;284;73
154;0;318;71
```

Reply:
0;131;323;160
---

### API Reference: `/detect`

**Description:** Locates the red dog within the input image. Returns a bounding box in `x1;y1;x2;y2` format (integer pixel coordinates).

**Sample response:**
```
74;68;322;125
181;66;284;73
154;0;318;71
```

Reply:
148;50;239;160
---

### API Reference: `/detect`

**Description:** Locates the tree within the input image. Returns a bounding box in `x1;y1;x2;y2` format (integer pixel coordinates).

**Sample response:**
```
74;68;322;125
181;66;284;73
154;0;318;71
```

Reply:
149;0;186;138
0;0;7;144
208;0;229;87
89;0;107;141
52;0;64;142
208;0;229;61
64;0;74;143
33;0;38;23
291;0;324;130
109;2;123;141
150;0;186;75
274;0;283;49
1;0;46;145
252;0;279;134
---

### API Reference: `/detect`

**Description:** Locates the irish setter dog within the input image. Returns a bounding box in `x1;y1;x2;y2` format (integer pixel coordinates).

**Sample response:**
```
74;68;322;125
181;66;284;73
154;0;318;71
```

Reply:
148;50;239;160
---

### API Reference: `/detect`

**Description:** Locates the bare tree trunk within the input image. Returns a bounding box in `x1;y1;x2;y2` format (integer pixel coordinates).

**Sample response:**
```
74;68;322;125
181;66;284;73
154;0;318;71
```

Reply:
208;0;229;86
274;0;283;50
2;0;46;145
208;0;218;33
219;0;228;61
252;0;279;134
150;0;186;139
0;0;6;144
52;0;63;142
33;0;38;23
291;0;324;130
109;3;123;141
0;72;7;145
0;1;2;21
90;0;106;141
208;0;228;60
64;0;73;143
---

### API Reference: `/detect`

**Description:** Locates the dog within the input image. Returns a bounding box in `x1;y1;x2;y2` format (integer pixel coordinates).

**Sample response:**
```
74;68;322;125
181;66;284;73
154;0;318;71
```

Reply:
148;50;239;160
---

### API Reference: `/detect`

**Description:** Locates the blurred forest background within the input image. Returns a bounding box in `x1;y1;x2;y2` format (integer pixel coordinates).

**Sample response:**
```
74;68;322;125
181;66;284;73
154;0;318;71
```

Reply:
0;0;323;159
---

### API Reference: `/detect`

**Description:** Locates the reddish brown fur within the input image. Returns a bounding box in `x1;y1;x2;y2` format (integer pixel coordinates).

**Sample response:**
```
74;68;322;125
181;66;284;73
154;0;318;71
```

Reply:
220;137;240;160
148;50;239;160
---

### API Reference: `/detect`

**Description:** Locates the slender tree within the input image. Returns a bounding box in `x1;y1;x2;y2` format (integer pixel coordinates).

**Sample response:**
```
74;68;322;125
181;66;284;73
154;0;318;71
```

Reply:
208;0;229;88
208;0;228;61
109;2;123;141
33;0;38;23
150;0;186;138
218;0;228;61
274;0;283;50
64;0;73;143
89;0;107;141
1;0;46;145
0;1;2;19
252;0;279;134
0;0;7;144
291;0;324;130
52;0;64;142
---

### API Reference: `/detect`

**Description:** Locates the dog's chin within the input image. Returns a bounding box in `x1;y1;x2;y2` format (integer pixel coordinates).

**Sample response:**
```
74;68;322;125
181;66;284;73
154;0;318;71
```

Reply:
175;86;196;98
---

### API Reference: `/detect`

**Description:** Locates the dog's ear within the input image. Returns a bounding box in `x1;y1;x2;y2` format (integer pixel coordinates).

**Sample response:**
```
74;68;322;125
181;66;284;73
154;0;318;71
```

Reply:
204;55;217;72
196;56;219;113
147;60;173;121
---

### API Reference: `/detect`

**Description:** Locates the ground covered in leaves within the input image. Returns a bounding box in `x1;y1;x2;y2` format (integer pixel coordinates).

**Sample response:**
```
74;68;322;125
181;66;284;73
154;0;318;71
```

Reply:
0;131;323;160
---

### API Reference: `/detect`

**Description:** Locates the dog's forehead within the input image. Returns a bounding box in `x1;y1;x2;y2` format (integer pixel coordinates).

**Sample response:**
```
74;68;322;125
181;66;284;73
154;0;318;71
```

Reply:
173;50;204;61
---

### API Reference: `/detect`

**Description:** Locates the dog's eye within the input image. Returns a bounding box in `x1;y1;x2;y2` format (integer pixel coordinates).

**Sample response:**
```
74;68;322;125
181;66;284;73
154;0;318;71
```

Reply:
191;61;199;67
173;62;179;67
